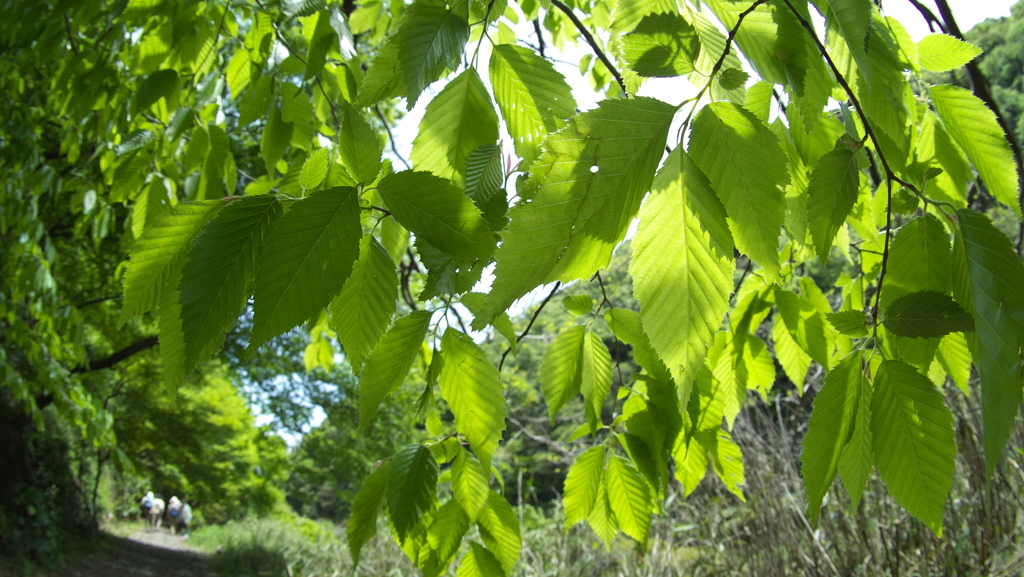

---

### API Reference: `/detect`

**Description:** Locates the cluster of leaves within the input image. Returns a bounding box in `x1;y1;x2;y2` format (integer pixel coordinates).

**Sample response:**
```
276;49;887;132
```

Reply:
3;0;1024;574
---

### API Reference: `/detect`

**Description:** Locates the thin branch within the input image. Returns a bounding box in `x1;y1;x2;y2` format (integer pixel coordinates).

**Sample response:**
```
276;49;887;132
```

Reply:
549;0;627;94
593;271;612;313
375;105;411;169
507;416;569;455
533;19;546;58
71;336;159;374
63;11;79;55
499;282;562;371
905;0;946;33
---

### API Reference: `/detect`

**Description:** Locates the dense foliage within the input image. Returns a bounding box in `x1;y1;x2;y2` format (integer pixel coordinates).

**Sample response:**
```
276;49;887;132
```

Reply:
2;0;1023;574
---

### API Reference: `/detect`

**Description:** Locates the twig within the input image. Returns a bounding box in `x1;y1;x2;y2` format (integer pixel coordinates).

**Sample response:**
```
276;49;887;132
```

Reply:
533;19;546;58
375;105;411;169
71;336;159;373
905;0;946;33
549;0;627;94
593;271;612;313
507;416;569;455
63;11;79;55
499;282;562;371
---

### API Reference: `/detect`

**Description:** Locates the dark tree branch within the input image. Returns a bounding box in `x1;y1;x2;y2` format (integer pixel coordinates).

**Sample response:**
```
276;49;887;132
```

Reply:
533;18;546;58
499;282;562;371
71;336;158;374
905;0;946;33
549;0;627;94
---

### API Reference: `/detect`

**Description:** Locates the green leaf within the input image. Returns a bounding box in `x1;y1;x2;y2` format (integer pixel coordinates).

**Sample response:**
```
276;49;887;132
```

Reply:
347;461;390;566
581;328;613;433
477;491;521;575
396;0;470;105
489;44;577;166
416;238;486;299
453;449;490;521
935;332;971;395
917;33;982;72
299;147;330;190
802;351;863;526
602;308;671;383
587;479;619;548
261;106;293;176
250;188;362;349
881;215;951;309
473;98;676;330
378;171;496;260
605;454;652;544
563;294;593;316
775;288;832;369
621;13;699;78
883;291;975;338
411;69;499;185
159;258;187;386
540;326;585;421
388;444;439;542
337;102;383;183
807;138;862;261
226;50;252;100
707;429;745;501
955;210;1024;476
121;201;224;324
180;196;282;371
717;67;748;90
458;542;505;577
356;41;408;107
611;0;678;33
563;445;604;529
426;499;471;575
305;10;336;79
464;145;505;213
330;236;398;370
871;360;955;535
773;318;812;389
689;102;789;278
133;69;178;116
931;85;1020;216
439;328;507;466
631;147;734;389
826;310;870;338
837;378;873;511
359;310;434;431
671;434;708;496
459;293;516;354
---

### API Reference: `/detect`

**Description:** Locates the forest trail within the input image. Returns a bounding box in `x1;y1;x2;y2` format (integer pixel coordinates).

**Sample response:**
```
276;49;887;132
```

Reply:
33;530;218;577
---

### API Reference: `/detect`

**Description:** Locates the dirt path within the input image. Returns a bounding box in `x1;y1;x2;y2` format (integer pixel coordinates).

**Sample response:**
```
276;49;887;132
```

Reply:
42;530;218;577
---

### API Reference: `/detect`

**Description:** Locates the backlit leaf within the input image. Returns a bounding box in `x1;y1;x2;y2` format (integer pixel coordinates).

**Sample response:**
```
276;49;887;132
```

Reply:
473;98;677;329
917;34;981;72
581;328;613;433
931;85;1020;216
489;45;577;166
299;147;330;190
440;328;507;466
378;171;496;260
826;310;870;338
540;326;586;421
477;491;521;575
883;291;975;338
180;195;282;371
807;138;862;261
689;102;788;278
337;102;383;183
564;445;604;529
871;360;955;535
411;69;499;185
250;188;361;350
330;236;398;369
802;351;863;525
605;454;652;544
621;13;699;78
359;310;434;430
348;461;390;566
388;444;439;542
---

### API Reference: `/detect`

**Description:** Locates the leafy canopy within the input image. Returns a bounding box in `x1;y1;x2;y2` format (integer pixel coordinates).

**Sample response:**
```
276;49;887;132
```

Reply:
3;0;1024;573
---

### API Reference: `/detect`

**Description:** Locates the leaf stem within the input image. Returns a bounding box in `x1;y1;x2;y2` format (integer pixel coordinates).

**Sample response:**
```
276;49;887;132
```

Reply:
548;0;627;95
